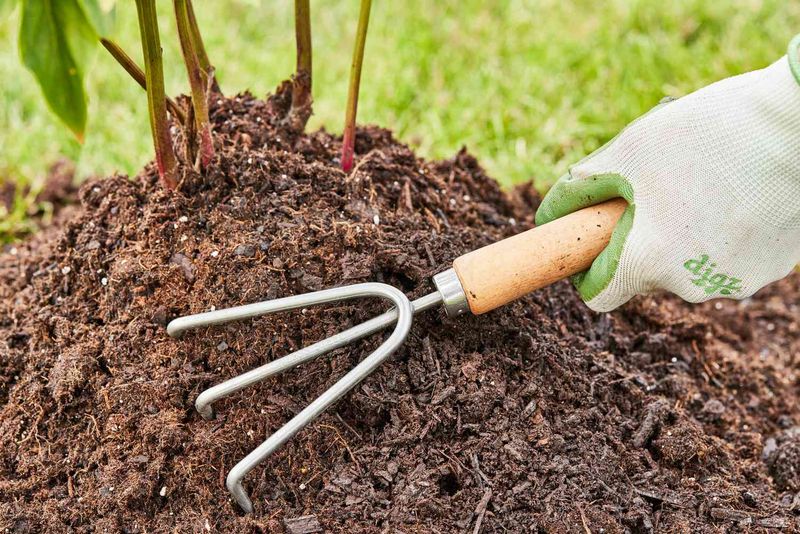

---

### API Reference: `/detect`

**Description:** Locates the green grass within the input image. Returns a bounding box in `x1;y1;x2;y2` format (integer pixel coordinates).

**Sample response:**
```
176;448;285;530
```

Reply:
1;0;798;241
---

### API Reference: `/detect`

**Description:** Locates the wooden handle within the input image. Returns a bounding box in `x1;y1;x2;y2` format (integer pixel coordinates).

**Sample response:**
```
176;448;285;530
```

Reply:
452;198;627;314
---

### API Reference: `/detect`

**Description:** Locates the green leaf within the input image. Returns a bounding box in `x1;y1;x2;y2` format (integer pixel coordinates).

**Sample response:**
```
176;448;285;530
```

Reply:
19;0;99;141
77;0;116;37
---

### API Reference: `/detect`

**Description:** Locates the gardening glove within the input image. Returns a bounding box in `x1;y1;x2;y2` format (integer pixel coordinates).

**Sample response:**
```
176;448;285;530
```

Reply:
536;38;800;312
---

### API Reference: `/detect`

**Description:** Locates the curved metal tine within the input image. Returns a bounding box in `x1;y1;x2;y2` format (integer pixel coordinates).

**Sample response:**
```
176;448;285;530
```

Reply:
166;283;395;338
195;291;444;419
226;284;414;513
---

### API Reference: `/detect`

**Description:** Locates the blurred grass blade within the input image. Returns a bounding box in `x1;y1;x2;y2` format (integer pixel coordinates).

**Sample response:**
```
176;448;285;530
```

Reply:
0;180;38;244
19;0;98;141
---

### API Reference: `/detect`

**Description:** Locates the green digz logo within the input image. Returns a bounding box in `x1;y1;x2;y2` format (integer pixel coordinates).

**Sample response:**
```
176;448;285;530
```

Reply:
683;255;743;296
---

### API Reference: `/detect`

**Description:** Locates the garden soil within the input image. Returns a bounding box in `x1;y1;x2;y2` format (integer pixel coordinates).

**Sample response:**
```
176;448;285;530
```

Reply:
1;86;799;533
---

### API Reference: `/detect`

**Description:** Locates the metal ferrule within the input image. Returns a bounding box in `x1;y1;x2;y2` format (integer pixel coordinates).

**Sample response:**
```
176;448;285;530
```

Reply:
432;268;470;317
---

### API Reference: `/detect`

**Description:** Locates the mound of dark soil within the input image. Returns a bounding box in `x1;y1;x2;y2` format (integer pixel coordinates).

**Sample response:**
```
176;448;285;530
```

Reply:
1;87;799;533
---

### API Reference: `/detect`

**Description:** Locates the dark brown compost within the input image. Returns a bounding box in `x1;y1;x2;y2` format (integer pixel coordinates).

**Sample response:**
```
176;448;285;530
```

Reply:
1;87;798;533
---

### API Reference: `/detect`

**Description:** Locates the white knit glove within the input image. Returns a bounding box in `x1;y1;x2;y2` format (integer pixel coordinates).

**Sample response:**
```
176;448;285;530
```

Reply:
536;41;800;312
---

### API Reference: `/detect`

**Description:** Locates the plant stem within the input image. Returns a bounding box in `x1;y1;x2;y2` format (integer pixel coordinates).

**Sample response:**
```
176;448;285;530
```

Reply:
185;0;219;92
288;0;312;131
135;0;178;189
341;0;372;173
100;38;186;125
174;0;215;168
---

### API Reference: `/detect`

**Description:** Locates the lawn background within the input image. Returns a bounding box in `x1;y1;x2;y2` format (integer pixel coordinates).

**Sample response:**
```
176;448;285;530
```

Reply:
1;0;799;239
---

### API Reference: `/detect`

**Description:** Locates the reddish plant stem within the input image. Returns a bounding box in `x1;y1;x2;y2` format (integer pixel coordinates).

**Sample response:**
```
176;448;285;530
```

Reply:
288;0;312;130
185;0;219;92
341;0;372;172
174;0;215;168
135;0;178;189
183;98;197;165
100;38;186;124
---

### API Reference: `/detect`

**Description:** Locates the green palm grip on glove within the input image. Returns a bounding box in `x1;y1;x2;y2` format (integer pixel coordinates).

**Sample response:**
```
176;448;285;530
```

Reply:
535;173;635;301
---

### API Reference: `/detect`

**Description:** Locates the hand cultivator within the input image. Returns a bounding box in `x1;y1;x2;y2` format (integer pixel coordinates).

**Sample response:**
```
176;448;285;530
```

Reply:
168;199;626;512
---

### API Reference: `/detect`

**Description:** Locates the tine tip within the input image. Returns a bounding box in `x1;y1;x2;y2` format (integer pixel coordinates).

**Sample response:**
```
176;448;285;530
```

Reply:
166;319;184;338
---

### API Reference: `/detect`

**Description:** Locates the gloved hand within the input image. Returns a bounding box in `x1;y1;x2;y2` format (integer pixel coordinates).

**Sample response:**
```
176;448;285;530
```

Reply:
536;37;800;312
